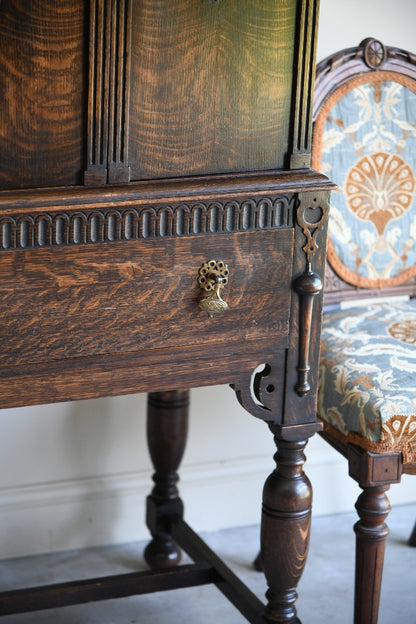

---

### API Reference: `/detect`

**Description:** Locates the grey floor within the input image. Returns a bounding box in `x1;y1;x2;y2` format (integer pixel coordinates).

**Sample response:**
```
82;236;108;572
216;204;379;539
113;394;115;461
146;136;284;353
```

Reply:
0;503;415;623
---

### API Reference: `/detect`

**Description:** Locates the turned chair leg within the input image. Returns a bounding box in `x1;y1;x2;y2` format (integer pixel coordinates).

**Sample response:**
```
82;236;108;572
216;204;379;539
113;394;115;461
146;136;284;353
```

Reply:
144;389;189;570
260;431;313;624
353;485;391;624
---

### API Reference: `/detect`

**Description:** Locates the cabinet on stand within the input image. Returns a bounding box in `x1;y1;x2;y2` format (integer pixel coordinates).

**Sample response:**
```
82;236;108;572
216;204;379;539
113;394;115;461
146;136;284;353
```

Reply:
0;1;333;621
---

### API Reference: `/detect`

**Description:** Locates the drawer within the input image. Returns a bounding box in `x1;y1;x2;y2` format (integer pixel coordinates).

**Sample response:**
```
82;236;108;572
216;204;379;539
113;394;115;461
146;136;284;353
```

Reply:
0;229;293;368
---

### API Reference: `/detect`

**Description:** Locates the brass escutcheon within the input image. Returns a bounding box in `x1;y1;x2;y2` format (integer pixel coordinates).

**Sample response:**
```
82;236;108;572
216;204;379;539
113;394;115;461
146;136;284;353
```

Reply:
198;260;229;317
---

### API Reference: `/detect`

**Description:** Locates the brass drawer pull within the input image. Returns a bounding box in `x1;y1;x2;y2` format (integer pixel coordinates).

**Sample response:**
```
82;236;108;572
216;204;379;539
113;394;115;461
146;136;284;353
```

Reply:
198;260;229;317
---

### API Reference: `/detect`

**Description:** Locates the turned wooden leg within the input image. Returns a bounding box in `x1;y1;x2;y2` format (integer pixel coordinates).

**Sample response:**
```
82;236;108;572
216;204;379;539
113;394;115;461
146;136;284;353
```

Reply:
353;485;391;624
261;431;312;623
144;389;189;570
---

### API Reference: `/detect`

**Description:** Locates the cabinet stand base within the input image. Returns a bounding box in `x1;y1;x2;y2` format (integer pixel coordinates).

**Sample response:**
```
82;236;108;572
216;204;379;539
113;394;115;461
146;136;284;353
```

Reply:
0;520;267;623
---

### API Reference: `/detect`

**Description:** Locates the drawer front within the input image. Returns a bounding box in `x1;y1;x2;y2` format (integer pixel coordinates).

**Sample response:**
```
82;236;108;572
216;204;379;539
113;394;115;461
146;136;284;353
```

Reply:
0;229;293;367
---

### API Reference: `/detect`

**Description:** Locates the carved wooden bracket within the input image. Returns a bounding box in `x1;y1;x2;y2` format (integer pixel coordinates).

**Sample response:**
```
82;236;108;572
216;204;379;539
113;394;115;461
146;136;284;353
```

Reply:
231;354;286;423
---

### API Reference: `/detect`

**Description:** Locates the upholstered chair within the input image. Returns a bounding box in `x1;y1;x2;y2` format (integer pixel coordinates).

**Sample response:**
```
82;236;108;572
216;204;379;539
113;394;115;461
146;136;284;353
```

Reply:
313;38;416;624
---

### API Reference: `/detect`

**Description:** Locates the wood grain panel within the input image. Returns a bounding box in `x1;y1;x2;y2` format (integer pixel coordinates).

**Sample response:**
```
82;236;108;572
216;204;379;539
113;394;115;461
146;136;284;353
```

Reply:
0;230;293;367
0;0;86;189
0;337;288;409
129;0;296;179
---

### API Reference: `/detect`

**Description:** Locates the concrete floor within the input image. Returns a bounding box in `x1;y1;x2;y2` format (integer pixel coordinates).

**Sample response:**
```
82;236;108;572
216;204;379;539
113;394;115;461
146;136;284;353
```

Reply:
0;503;415;623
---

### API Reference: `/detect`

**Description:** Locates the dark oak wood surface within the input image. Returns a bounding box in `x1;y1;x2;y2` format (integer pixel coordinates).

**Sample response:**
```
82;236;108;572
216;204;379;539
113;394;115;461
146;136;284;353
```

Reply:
0;230;293;366
129;1;296;179
0;0;87;189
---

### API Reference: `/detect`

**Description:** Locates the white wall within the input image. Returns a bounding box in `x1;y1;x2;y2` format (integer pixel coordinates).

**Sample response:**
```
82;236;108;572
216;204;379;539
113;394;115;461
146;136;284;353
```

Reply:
1;0;416;559
317;0;416;61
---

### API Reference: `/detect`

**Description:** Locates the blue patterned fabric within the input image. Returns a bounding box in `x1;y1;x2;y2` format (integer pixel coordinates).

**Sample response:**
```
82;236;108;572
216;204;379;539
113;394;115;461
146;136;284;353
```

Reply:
318;299;416;462
315;77;416;288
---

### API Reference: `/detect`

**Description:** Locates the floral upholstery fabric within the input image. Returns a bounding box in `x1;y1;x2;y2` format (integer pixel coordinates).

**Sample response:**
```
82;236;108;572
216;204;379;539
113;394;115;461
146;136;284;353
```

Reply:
312;72;416;289
318;299;416;463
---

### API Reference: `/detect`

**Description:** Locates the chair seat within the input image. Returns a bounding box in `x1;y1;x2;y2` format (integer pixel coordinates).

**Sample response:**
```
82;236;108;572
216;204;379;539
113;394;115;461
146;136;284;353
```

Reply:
318;298;416;463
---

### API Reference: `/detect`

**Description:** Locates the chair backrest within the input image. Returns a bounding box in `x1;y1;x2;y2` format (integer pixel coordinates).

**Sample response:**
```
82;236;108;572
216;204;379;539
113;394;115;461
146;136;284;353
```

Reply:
312;38;416;307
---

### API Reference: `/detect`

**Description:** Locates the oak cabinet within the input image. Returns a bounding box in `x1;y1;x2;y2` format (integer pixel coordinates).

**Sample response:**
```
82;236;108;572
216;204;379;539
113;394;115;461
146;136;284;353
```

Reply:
0;2;332;622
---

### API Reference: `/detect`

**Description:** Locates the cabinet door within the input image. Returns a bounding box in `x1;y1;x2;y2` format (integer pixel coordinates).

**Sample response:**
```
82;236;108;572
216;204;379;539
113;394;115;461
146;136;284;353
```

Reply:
0;1;87;190
86;0;318;184
128;1;296;180
0;0;319;190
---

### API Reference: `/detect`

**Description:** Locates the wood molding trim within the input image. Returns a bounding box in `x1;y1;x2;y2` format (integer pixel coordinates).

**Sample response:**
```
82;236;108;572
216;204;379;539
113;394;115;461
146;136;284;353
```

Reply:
85;0;132;185
289;0;319;169
0;195;295;250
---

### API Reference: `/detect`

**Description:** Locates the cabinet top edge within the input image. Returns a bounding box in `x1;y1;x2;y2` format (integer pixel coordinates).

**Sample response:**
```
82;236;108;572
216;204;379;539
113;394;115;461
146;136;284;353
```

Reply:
0;170;335;212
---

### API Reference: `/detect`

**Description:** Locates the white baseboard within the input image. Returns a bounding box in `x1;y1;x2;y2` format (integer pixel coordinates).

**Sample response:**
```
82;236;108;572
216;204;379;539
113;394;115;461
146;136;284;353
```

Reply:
0;448;415;559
